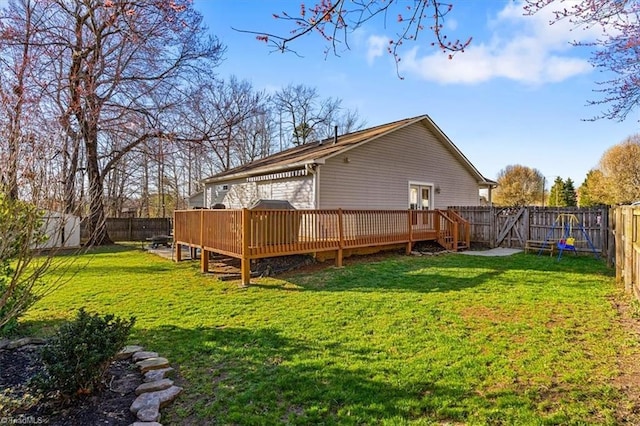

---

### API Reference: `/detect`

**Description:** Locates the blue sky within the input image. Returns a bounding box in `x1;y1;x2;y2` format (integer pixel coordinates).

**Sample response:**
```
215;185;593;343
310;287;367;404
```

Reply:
194;0;639;187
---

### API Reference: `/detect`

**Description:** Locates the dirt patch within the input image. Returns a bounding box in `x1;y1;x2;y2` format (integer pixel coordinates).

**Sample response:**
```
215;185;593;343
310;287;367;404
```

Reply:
412;241;449;253
253;254;317;277
458;305;513;324
0;345;141;425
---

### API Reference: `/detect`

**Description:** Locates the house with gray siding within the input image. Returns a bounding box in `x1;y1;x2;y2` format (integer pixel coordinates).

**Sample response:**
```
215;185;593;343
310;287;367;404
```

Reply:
200;115;496;210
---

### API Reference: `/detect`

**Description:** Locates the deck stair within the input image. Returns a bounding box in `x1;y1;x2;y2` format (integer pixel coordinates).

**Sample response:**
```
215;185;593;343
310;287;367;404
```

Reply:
436;210;471;252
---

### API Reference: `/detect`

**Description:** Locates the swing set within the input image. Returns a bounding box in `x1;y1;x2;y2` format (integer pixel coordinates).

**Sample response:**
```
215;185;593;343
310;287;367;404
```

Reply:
538;214;599;260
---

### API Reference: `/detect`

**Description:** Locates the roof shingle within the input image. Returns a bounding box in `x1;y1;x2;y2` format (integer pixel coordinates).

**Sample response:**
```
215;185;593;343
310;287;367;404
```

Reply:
203;114;495;185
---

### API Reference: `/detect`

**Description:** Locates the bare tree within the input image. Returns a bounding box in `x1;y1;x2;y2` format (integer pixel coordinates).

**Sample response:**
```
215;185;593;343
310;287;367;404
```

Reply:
0;0;43;201
236;111;277;165
210;77;271;171
317;108;365;140
274;84;363;146
16;0;225;244
0;0;78;330
183;77;273;171
275;84;336;146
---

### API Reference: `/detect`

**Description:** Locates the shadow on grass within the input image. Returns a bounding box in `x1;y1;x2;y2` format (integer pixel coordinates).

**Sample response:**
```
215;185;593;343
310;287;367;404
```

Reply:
253;268;505;294
81;244;141;254
77;264;176;275
53;243;611;294
49;244;178;275
141;325;487;424
14;318;69;338
260;252;612;293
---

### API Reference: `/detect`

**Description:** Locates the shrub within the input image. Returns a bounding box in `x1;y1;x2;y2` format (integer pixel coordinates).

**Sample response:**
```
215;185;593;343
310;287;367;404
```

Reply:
36;308;135;397
0;193;48;336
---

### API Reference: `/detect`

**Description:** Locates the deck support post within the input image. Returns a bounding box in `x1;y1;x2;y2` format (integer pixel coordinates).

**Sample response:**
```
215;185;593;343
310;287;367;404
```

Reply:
336;209;344;267
199;208;207;271
172;211;180;262
200;250;209;273
406;210;413;255
241;208;251;286
241;257;251;286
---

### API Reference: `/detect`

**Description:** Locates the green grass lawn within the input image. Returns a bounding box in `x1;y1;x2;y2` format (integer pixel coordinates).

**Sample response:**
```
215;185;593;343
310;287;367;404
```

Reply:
20;245;640;425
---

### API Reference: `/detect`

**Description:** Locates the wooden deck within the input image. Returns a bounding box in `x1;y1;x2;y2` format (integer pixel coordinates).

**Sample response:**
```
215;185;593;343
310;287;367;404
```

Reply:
173;208;470;285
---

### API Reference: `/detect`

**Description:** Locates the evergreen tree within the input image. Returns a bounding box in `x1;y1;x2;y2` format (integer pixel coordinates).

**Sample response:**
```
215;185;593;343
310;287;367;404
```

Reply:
562;178;577;206
548;177;566;206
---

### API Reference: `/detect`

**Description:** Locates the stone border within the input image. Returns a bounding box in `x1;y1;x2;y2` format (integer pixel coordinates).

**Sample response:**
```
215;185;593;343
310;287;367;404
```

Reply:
410;249;451;256
1;338;181;425
115;345;182;425
0;336;47;350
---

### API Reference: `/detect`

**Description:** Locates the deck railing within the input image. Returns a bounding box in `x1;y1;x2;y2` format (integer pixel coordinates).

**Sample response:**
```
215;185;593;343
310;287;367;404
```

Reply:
202;210;243;257
173;210;202;246
174;208;469;285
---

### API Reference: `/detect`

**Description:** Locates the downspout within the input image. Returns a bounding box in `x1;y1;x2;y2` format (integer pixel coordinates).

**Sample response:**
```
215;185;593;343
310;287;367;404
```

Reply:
306;163;320;209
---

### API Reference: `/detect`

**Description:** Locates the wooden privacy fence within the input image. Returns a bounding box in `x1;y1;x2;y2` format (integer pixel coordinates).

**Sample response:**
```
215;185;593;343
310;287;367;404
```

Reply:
611;206;640;298
80;217;172;242
173;208;470;285
449;206;608;255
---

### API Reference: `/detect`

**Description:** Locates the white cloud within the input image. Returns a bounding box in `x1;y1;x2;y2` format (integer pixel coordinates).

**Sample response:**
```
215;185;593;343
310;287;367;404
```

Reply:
366;34;387;65
396;0;602;85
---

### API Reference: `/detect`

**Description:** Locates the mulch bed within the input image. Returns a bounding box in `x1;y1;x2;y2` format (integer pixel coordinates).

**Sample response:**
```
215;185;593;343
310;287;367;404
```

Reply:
0;345;141;425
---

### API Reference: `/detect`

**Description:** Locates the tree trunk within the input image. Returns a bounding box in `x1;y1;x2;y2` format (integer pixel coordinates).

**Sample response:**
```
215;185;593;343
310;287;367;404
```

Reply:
63;136;80;214
117;166;126;217
84;136;112;246
141;151;150;218
5;131;19;200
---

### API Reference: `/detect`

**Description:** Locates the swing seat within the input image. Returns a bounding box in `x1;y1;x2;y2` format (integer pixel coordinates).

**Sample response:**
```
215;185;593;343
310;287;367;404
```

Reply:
557;238;577;255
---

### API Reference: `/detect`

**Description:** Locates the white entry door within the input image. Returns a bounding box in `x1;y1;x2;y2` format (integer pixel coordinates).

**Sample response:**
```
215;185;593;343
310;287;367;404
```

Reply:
409;184;432;210
409;184;433;227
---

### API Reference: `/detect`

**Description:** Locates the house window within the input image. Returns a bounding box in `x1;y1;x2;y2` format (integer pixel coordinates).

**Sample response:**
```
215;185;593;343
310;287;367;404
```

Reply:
221;184;229;191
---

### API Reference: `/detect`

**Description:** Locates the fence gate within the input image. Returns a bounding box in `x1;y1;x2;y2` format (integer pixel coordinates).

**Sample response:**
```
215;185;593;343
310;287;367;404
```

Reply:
495;207;527;248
